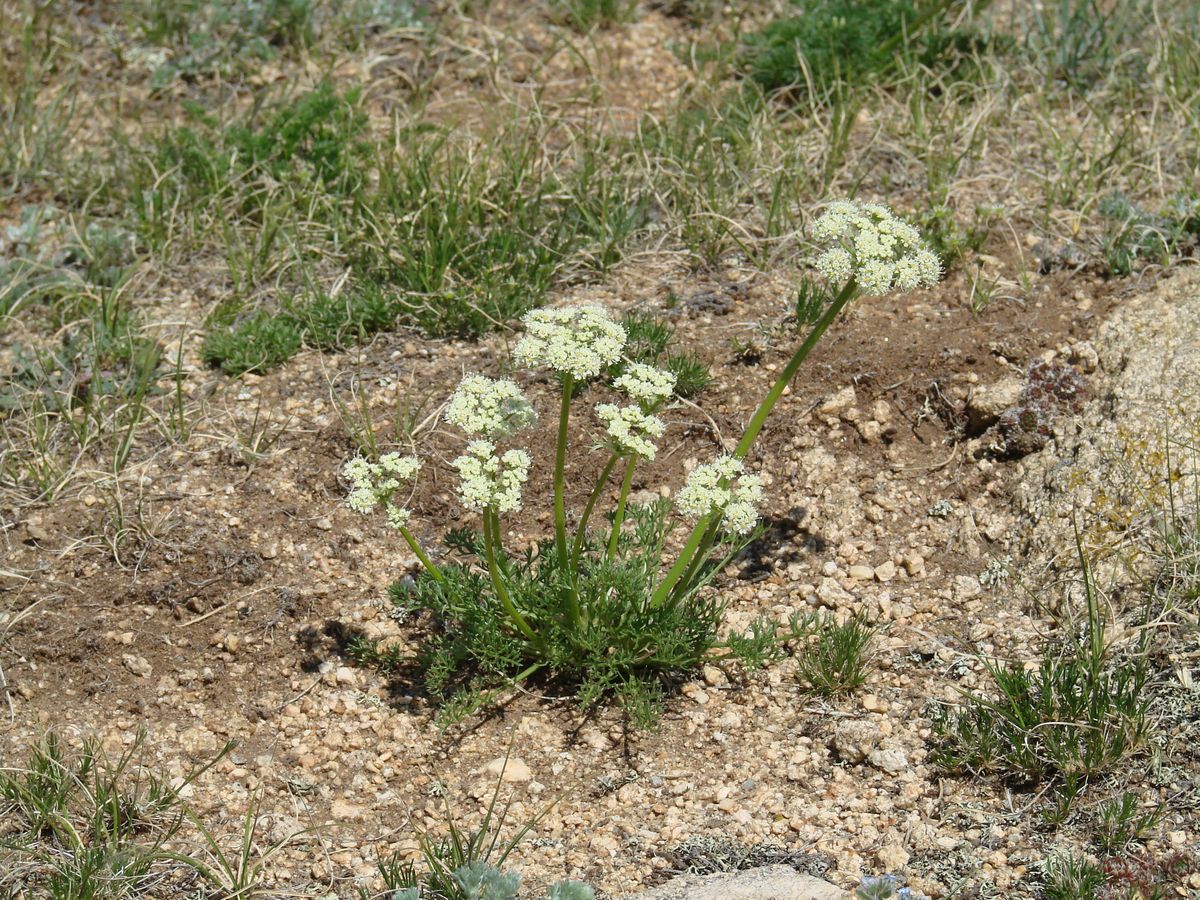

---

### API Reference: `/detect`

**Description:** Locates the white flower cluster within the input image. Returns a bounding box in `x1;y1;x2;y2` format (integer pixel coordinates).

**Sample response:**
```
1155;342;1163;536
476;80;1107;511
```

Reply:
513;305;626;380
452;440;532;513
343;452;421;529
613;363;676;407
812;200;941;296
596;403;666;459
445;374;537;439
675;456;764;535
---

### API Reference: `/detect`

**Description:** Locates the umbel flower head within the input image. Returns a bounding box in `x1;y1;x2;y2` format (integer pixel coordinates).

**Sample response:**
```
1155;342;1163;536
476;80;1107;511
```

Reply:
342;452;421;529
445;374;537;439
675;456;764;535
596;403;666;460
513;305;626;380
453;440;532;513
812;200;941;296
613;363;676;407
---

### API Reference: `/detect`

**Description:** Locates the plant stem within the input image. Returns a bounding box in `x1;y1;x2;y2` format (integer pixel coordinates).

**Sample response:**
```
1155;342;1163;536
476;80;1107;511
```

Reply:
649;512;713;607
398;524;445;585
483;508;539;645
606;456;638;561
571;452;620;573
553;373;574;571
732;278;857;460
668;525;718;605
655;280;858;608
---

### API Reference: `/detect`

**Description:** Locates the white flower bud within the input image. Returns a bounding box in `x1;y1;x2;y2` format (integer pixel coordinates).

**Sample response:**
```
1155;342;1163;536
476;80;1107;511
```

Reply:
445;374;537;438
596;403;666;459
513;305;626;380
811;199;941;295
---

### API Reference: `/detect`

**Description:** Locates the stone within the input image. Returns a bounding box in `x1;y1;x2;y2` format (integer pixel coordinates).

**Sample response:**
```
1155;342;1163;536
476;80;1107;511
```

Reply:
334;666;357;686
876;842;910;872
874;561;897;582
628;864;847;900
330;800;364;821
964;376;1023;434
702;666;728;687
848;565;874;581
483;756;533;783
868;747;909;775
831;720;879;764
122;654;152;678
816;577;853;608
818;386;856;417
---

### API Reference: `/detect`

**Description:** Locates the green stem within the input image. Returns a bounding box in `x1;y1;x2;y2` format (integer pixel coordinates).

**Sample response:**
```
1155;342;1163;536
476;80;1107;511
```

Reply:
606;456;638;561
650;513;713;607
553;373;575;571
732;278;857;460
398;524;445;584
655;280;858;609
483;508;539;645
571;452;620;573
669;526;718;605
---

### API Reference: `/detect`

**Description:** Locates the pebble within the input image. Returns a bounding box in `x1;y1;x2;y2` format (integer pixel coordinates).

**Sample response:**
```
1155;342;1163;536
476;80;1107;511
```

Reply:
483;756;533;783
122;654;153;678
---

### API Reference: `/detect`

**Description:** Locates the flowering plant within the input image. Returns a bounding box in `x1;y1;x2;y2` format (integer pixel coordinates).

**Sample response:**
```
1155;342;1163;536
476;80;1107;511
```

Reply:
343;201;940;721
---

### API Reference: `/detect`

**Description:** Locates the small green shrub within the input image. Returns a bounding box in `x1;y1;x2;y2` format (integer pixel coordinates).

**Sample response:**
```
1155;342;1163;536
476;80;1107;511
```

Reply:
160;81;370;203
792;612;875;697
931;548;1151;785
1042;853;1106;900
740;0;995;100
202;309;304;375
0;732;233;898
367;768;593;900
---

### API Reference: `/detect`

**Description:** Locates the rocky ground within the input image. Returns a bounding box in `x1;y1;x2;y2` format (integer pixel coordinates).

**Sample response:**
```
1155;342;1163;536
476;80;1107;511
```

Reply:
5;259;1199;897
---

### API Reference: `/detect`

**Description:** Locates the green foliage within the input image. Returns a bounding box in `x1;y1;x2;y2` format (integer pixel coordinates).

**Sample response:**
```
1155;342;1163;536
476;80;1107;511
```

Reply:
201;284;399;375
663;351;713;399
366;767;592;900
791;612;875;697
202;309;304;375
549;0;636;32
740;0;995;100
1042;853;1106;900
129;0;424;85
353;502;776;725
1018;0;1153;87
358;127;576;338
931;649;1150;782
1099;191;1200;275
160;81;370;201
1092;793;1162;855
0;732;232;898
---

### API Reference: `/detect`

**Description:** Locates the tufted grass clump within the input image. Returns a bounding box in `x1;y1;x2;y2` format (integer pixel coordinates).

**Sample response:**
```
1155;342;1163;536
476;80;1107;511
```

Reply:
792;612;875;697
931;544;1152;788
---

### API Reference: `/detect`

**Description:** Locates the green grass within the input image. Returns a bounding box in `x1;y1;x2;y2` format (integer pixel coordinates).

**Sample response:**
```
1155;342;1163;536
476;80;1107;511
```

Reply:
0;732;233;898
931;539;1153;798
791;612;876;697
739;0;996;101
549;0;637;32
